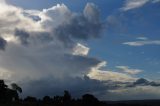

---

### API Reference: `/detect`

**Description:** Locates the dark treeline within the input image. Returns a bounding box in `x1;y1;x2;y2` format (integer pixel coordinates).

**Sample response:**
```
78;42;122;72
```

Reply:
0;80;157;106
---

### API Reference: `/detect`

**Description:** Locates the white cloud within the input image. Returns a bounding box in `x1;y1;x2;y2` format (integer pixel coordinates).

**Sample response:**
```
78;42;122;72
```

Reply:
121;0;160;11
0;0;6;4
72;43;90;56
116;66;143;75
123;40;160;46
83;3;100;22
0;1;44;45
121;0;149;11
136;37;148;40
88;62;136;82
0;67;12;80
88;70;136;82
39;4;71;31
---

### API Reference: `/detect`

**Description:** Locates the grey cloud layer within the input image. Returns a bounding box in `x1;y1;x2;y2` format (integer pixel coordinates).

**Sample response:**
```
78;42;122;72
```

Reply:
20;76;160;100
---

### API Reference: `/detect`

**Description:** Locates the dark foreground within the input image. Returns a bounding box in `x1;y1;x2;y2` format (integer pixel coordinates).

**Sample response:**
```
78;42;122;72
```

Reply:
1;80;160;106
1;99;160;106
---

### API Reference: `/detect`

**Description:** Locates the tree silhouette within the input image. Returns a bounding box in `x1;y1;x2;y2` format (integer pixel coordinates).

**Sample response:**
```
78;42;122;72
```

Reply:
63;90;71;102
11;83;22;93
82;94;99;106
0;80;22;102
43;96;53;104
53;95;63;105
24;96;37;103
0;80;8;102
5;88;19;102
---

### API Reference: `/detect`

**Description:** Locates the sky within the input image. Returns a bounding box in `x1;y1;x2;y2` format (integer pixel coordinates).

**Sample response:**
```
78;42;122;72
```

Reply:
0;0;160;100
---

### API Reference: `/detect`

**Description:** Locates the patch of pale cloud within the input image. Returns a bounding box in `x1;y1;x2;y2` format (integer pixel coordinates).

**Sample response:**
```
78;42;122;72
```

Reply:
0;1;44;45
40;4;71;31
0;67;12;80
123;40;160;46
83;3;100;23
116;66;143;75
72;43;89;56
0;0;6;4
121;0;150;11
88;62;136;82
88;70;136;82
136;37;148;40
121;0;160;11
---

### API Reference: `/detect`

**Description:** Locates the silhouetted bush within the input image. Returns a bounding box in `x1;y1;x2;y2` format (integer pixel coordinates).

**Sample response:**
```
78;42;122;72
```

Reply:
42;96;53;104
0;80;21;103
24;96;37;103
82;94;100;106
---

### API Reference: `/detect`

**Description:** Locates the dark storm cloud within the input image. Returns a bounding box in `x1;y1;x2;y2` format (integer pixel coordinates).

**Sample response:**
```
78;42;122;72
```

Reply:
21;76;114;98
133;78;150;85
64;54;102;71
126;78;160;87
54;14;103;40
0;37;7;50
15;29;30;45
53;3;104;45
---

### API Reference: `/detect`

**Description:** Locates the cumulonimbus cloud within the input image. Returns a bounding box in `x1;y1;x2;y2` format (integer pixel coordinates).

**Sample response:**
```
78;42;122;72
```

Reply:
0;0;160;100
0;1;109;98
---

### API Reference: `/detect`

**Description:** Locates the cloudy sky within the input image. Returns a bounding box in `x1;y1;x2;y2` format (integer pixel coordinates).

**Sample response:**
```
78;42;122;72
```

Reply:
0;0;160;100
